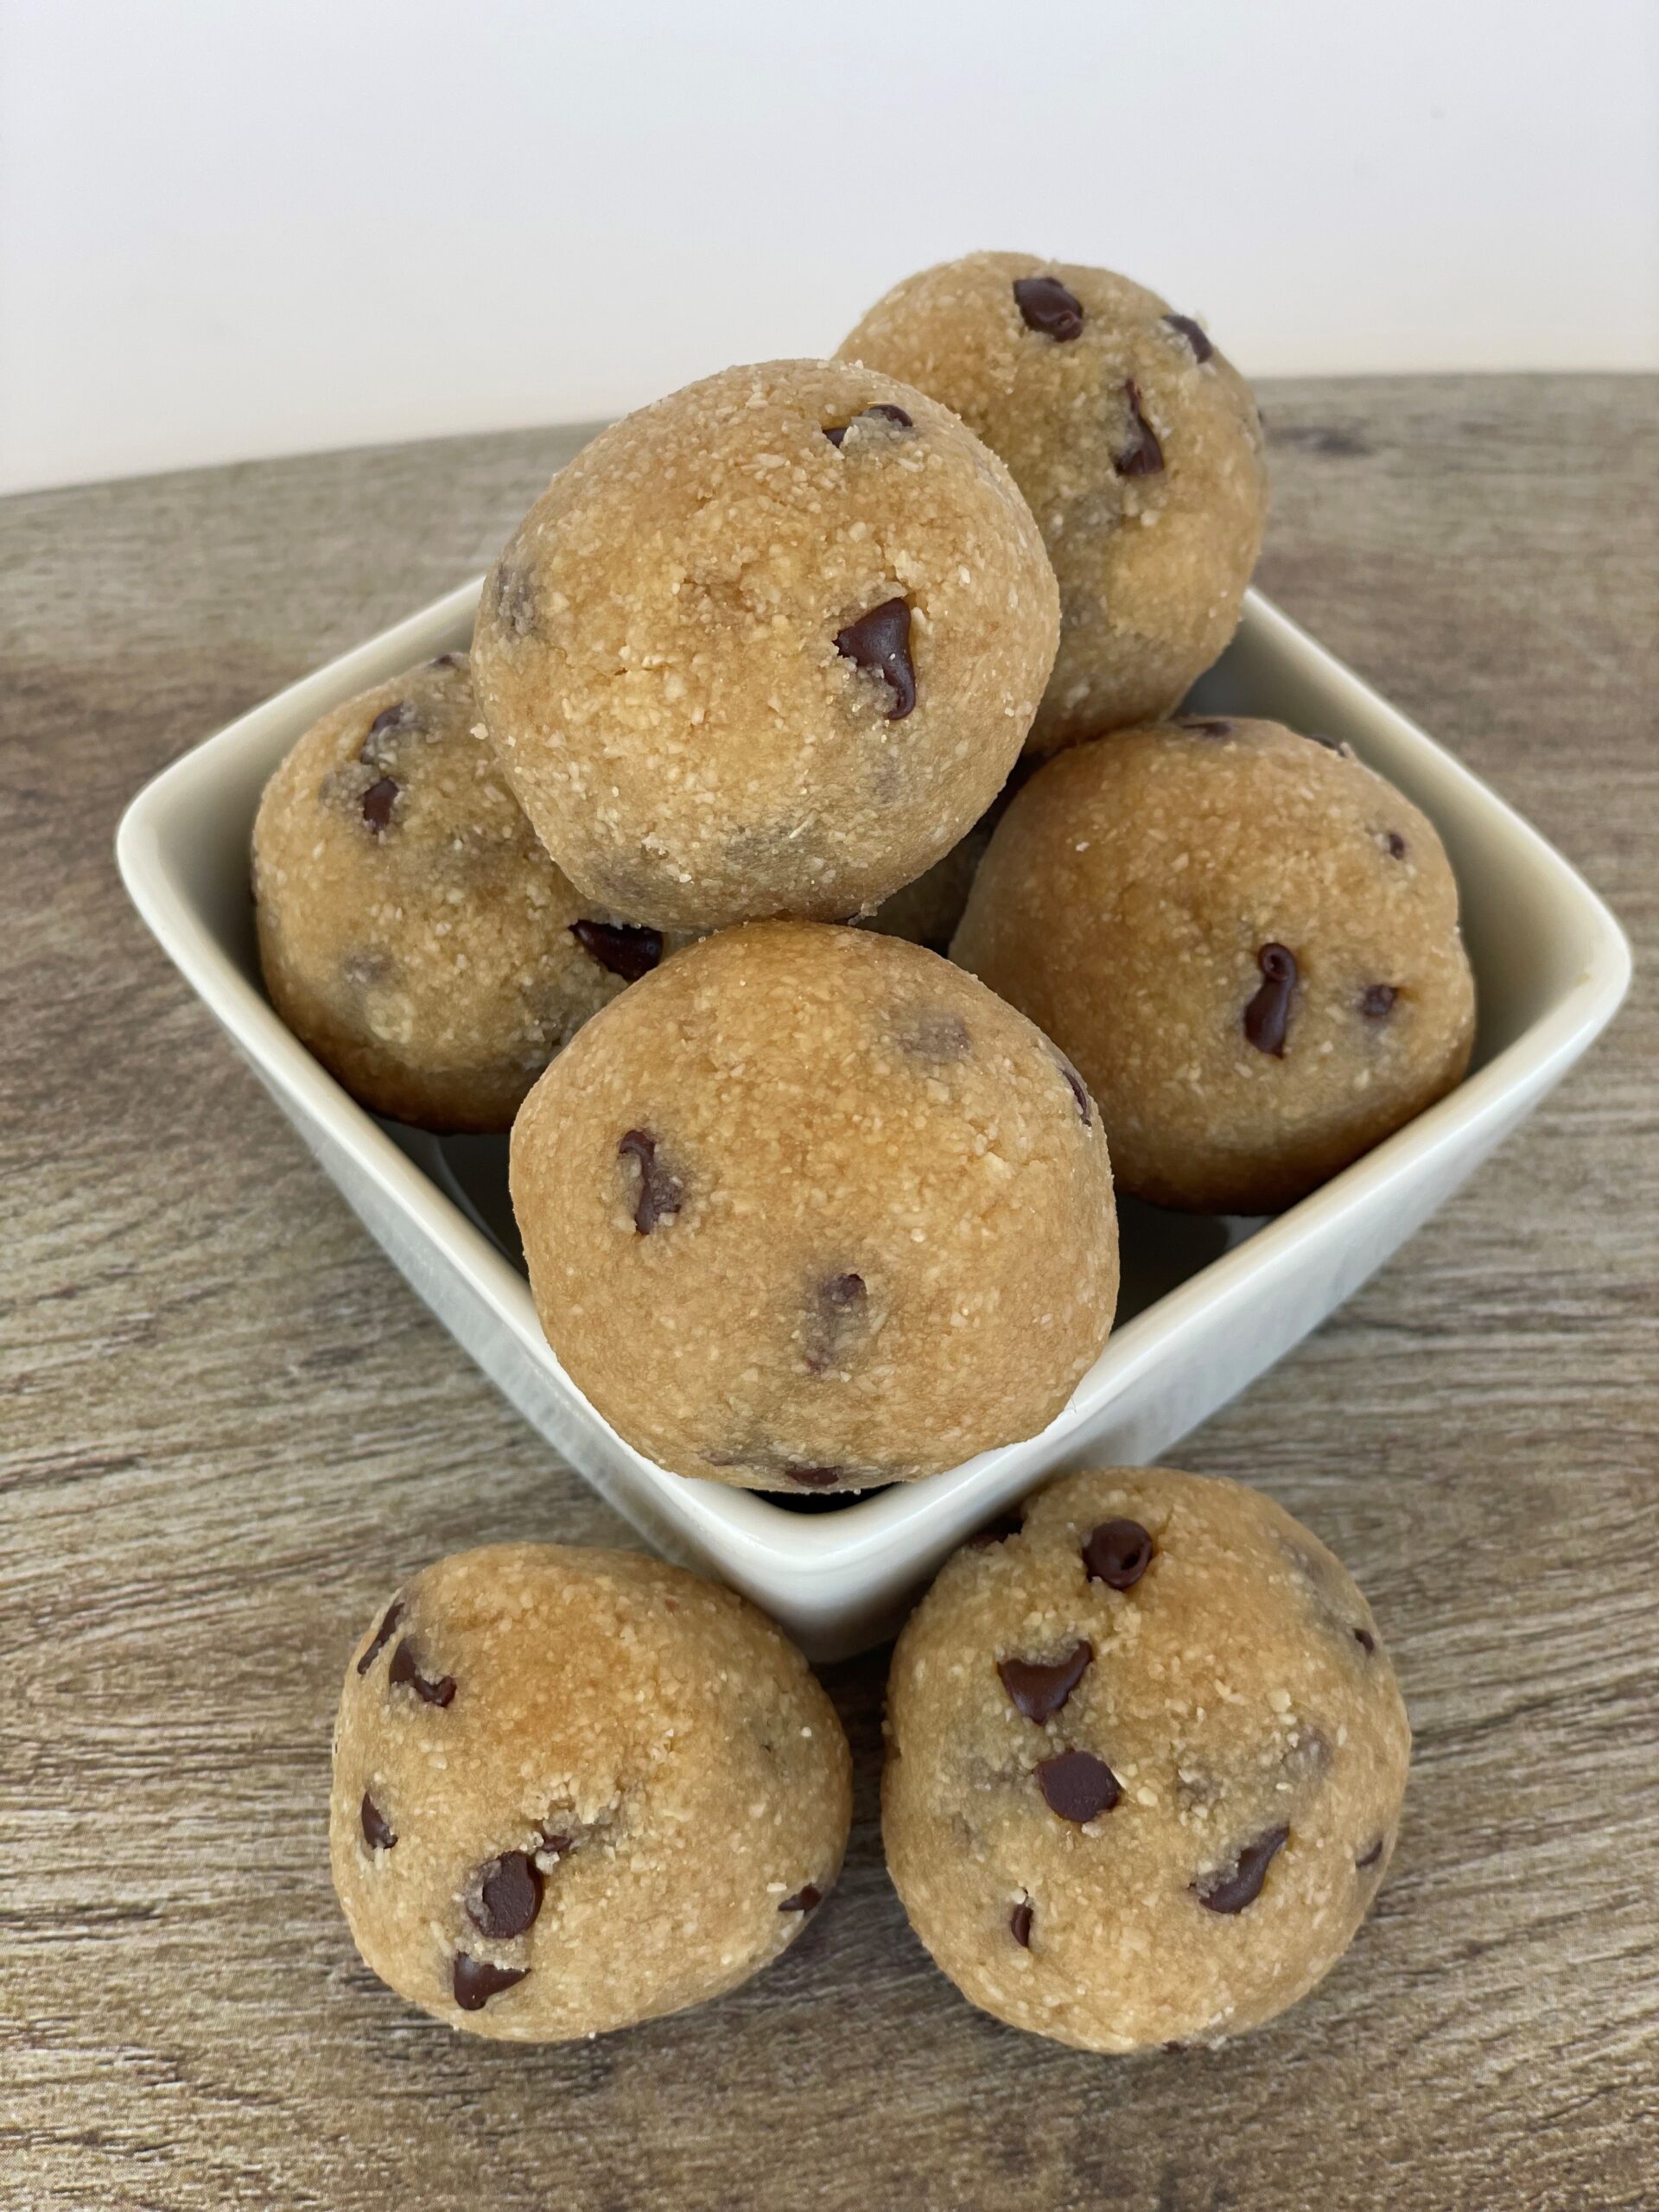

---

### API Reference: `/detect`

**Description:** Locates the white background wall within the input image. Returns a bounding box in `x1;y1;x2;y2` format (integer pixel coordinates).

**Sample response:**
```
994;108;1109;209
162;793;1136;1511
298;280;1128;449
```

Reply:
3;0;1656;495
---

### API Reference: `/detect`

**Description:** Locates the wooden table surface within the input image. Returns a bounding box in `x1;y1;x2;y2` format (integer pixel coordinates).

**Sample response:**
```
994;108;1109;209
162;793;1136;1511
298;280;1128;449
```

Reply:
3;377;1656;2212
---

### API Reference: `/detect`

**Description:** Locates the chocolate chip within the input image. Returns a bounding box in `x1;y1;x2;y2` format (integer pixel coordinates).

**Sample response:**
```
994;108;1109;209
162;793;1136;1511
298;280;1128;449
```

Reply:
1180;717;1233;739
1115;379;1165;478
1358;985;1397;1020
804;1270;868;1375
782;1465;844;1490
1357;1837;1386;1871
1307;731;1344;752
537;1825;575;1858
360;702;415;764
893;1007;972;1062
836;598;915;721
490;564;538;639
1163;312;1214;364
1383;830;1408;860
360;777;399;834
617;1128;683;1234
999;1641;1095;1722
572;918;664;983
779;1885;823;1913
1014;276;1084;341
1054;1052;1092;1126
1195;1825;1288;1913
469;1851;543;1940
1352;1626;1376;1655
452;1955;529;2012
387;1639;456;1707
1036;1750;1121;1824
1009;1900;1033;1948
1243;943;1298;1057
1083;1519;1154;1590
824;404;913;447
969;1510;1024;1551
427;652;461;670
359;1793;396;1851
356;1599;404;1675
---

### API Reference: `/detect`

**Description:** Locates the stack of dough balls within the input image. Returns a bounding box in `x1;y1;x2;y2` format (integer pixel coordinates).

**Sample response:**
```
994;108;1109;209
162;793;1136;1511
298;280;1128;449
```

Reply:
332;1544;851;2040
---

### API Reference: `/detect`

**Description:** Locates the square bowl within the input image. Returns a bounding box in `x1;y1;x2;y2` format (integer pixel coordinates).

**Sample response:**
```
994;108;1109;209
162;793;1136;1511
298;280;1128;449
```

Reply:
117;578;1630;1658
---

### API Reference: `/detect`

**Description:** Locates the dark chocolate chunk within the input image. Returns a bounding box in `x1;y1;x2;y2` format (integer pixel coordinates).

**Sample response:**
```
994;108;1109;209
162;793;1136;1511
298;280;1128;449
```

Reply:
1352;1625;1376;1655
1358;985;1397;1020
1181;717;1234;739
1083;1519;1154;1590
1054;1052;1092;1126
360;777;399;834
1036;1749;1121;1823
1243;944;1298;1057
360;701;415;765
469;1851;543;1940
387;1639;456;1707
1009;1900;1033;1948
969;1510;1024;1551
1383;830;1408;860
359;1793;396;1852
836;598;916;721
779;1885;823;1913
1014;276;1084;341
1163;312;1215;364
1195;1825;1288;1913
894;1007;972;1062
537;1826;575;1859
490;564;538;639
357;1599;404;1675
999;1640;1095;1722
617;1128;683;1235
572;918;664;983
1115;379;1165;478
824;403;913;447
452;1955;529;2012
804;1270;868;1374
1357;1837;1386;1871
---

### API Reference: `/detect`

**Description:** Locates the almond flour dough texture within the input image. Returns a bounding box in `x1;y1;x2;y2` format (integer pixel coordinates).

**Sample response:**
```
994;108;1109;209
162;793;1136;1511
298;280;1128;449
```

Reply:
951;718;1475;1212
838;253;1268;753
471;359;1060;930
331;1544;851;2042
883;1467;1410;2052
509;922;1118;1493
252;655;687;1131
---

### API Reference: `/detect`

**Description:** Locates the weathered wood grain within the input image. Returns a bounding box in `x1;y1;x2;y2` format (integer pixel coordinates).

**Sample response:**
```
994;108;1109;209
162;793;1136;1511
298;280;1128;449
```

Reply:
2;378;1656;2212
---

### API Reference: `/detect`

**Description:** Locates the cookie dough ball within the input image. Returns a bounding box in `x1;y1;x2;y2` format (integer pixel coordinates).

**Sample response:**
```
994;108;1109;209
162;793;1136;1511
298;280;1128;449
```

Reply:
952;719;1476;1211
471;359;1060;930
884;1466;1410;2052
253;654;689;1131
839;254;1267;751
331;1544;851;2041
510;922;1118;1492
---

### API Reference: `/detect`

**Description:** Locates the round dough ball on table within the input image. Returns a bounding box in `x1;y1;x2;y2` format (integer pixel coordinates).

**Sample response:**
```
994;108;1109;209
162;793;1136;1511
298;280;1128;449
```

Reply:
951;718;1475;1212
884;1466;1410;2052
471;359;1060;930
332;1544;851;2041
252;653;688;1131
510;921;1118;1492
838;253;1268;752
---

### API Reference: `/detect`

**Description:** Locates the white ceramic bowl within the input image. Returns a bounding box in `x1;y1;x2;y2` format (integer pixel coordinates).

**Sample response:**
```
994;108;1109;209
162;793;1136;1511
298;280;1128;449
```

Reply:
117;578;1630;1658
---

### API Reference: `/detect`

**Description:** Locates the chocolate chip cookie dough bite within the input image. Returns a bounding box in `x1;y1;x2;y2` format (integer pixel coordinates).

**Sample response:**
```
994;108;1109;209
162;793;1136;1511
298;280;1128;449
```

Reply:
838;254;1268;751
883;1467;1410;2052
951;719;1476;1212
509;922;1118;1492
331;1544;852;2040
251;653;689;1131
470;359;1060;930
